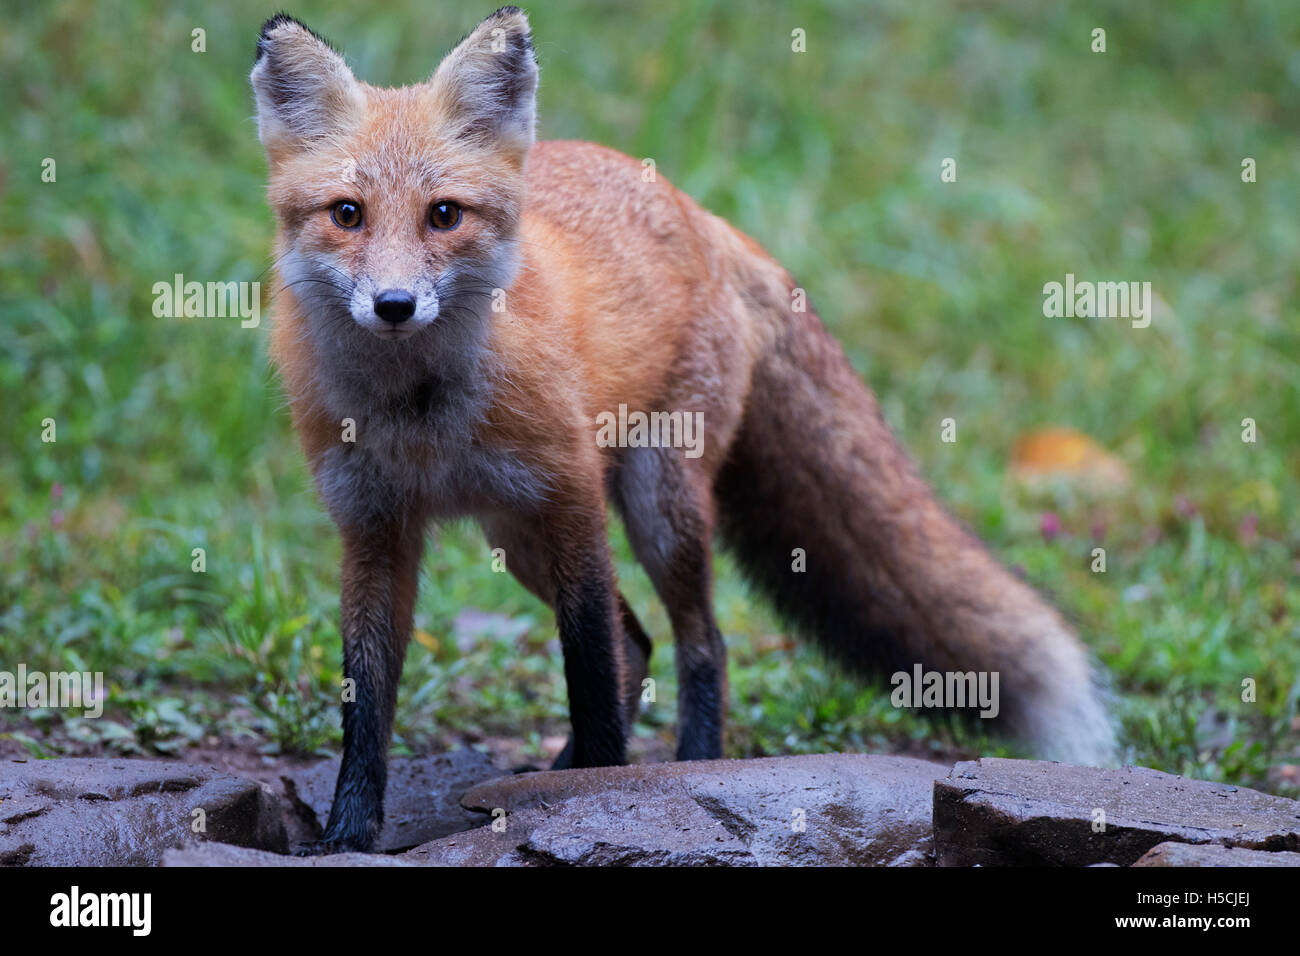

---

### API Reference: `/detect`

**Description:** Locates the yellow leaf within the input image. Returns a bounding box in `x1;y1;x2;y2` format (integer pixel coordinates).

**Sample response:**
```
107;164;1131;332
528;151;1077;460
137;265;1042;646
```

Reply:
1010;427;1129;491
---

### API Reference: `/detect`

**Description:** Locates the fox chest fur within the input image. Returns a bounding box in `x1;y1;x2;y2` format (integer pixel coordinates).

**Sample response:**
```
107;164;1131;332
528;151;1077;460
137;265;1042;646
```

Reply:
288;312;555;526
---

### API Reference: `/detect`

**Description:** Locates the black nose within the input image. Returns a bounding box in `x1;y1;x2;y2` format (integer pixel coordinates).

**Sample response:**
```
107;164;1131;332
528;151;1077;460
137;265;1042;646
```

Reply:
374;289;416;323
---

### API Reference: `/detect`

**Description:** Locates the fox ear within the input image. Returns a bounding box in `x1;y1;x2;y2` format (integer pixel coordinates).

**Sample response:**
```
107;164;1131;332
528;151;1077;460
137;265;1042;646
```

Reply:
428;7;538;156
250;14;364;154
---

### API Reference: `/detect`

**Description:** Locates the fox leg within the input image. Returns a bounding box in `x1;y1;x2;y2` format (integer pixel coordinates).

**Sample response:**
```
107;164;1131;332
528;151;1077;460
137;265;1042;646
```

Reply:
480;519;651;731
481;505;630;768
615;447;727;761
546;596;650;770
307;514;425;854
481;517;651;769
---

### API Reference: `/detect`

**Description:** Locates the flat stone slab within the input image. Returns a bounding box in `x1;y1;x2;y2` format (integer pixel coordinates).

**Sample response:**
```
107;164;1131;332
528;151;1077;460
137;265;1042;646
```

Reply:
162;841;415;867
277;750;503;852
514;790;758;866
461;753;949;866
165;822;538;867
1133;841;1300;867
934;758;1300;866
0;758;286;866
400;821;537;867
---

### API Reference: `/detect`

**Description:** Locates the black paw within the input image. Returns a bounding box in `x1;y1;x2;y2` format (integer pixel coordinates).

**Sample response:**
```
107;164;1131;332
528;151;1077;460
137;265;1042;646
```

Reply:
295;835;371;857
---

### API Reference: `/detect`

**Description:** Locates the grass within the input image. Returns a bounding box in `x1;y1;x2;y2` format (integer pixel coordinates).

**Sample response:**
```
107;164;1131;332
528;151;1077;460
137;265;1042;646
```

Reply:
1;0;1297;792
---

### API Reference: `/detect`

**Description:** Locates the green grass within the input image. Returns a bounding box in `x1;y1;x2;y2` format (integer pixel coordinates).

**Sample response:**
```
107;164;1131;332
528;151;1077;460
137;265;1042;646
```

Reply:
2;0;1297;791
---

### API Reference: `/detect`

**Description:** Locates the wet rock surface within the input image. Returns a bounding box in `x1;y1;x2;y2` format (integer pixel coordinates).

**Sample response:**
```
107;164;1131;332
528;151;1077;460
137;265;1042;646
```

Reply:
460;753;948;866
1133;841;1300;867
275;750;501;852
162;841;416;867
933;758;1300;866
15;752;1300;866
400;819;538;866
0;757;286;866
506;791;758;866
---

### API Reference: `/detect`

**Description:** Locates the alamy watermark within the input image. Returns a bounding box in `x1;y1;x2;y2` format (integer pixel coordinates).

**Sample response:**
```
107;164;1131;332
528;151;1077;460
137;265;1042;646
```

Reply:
152;273;260;328
1042;273;1151;328
595;403;704;459
890;664;999;718
50;886;150;936
0;664;104;718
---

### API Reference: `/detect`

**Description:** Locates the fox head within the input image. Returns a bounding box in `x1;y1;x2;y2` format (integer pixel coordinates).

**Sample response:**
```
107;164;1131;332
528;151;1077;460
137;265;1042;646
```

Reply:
251;8;537;343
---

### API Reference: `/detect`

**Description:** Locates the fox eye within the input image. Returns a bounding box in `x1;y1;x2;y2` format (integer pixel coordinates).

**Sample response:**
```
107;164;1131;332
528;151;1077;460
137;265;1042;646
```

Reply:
330;201;363;229
429;201;462;231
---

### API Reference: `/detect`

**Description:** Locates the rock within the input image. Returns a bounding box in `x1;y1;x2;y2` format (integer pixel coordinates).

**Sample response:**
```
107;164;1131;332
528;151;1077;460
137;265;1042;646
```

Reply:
1133;842;1300;867
401;819;539;867
0;758;287;866
515;790;758;866
933;758;1300;867
163;842;414;867
462;753;948;866
277;750;503;852
379;792;754;867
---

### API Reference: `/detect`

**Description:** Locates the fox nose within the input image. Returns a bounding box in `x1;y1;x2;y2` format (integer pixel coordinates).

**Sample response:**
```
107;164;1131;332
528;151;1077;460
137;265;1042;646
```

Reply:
373;289;416;324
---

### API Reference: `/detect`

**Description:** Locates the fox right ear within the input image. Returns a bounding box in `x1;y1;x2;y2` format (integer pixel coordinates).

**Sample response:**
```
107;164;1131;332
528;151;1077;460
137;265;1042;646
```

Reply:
250;14;364;155
427;7;538;158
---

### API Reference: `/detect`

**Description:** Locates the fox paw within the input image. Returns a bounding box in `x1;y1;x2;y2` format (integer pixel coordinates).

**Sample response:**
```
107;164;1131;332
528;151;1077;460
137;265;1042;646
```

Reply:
295;835;371;857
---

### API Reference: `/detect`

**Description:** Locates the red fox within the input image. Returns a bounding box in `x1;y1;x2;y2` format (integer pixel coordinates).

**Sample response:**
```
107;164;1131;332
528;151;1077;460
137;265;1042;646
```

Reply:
251;8;1115;852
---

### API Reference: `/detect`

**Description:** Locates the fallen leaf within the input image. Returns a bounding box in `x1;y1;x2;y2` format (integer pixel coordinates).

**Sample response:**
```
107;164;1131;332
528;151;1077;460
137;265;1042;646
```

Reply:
1010;426;1129;492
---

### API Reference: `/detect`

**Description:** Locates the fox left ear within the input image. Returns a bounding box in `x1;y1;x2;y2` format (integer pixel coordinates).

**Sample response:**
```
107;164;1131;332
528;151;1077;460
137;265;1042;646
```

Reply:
250;14;365;156
427;6;538;157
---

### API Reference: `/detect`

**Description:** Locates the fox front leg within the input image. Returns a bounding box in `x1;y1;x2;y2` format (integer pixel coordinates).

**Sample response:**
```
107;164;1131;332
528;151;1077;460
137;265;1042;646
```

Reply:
302;517;424;854
480;510;644;771
543;506;630;769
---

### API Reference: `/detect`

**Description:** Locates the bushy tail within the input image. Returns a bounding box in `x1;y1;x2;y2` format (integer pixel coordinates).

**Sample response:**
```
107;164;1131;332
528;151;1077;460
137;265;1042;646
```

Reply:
714;285;1116;766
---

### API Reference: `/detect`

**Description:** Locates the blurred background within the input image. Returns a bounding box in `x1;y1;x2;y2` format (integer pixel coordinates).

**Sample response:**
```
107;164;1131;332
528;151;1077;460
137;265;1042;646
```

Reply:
1;0;1297;792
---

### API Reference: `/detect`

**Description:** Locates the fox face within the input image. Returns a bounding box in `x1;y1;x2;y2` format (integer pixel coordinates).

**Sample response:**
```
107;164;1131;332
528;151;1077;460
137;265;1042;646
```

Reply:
251;12;537;345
